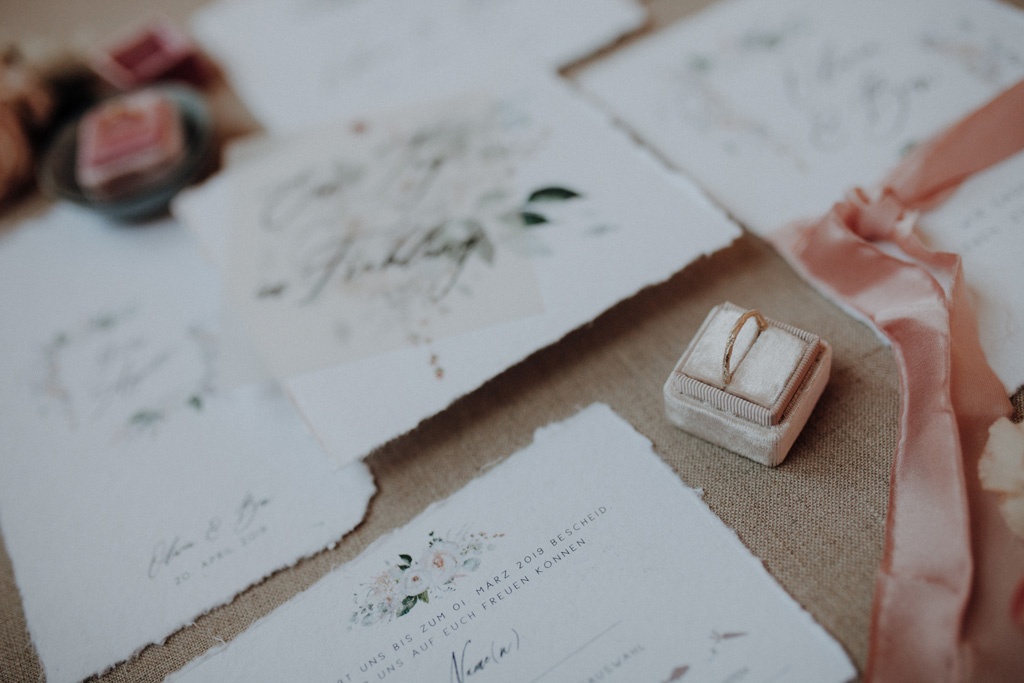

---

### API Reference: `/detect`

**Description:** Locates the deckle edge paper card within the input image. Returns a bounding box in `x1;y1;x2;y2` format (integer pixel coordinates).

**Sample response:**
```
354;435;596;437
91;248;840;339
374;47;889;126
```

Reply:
224;92;548;378
918;149;1024;394
191;0;646;132
168;403;856;683
175;74;741;469
577;0;1024;235
0;206;375;683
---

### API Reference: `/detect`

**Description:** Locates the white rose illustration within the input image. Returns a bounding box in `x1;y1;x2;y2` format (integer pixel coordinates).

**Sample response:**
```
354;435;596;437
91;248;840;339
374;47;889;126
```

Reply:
421;541;461;585
402;568;433;597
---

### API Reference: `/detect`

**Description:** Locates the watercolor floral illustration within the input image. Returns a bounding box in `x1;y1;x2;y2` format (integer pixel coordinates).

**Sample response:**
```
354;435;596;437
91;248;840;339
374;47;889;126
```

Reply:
246;101;597;319
39;307;217;438
225;95;618;373
249;103;548;315
517;185;582;226
350;529;503;627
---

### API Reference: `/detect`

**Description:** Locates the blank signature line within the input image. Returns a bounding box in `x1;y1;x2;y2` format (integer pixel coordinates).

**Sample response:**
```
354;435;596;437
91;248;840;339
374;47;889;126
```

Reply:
530;620;622;683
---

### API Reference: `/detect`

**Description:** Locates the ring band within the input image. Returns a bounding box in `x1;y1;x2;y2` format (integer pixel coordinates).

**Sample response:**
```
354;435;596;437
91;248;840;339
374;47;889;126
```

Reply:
722;309;768;386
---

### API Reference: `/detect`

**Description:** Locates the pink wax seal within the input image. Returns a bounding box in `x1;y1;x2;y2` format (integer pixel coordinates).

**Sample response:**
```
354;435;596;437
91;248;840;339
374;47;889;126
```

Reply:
91;20;205;90
75;90;186;200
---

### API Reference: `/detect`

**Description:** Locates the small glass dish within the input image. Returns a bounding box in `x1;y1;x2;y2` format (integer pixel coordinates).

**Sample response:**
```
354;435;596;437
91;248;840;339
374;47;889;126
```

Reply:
38;84;214;222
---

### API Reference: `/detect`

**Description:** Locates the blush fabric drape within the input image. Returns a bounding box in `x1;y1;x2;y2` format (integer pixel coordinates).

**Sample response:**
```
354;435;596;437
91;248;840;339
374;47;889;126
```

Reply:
771;80;1024;682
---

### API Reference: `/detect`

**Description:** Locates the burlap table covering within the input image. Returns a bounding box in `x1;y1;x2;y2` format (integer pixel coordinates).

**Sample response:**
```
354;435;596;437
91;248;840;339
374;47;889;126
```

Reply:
0;232;897;681
0;0;906;679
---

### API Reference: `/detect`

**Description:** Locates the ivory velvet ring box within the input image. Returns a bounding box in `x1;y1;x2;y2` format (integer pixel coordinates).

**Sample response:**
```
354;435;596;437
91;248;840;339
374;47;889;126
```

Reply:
664;302;831;466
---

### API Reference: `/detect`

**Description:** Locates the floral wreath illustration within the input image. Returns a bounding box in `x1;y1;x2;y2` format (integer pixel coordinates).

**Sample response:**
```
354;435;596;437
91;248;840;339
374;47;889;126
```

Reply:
350;529;503;627
40;307;217;435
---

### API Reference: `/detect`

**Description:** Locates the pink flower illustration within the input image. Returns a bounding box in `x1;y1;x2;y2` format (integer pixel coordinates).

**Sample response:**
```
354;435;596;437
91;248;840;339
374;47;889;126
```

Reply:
350;529;503;627
421;541;460;585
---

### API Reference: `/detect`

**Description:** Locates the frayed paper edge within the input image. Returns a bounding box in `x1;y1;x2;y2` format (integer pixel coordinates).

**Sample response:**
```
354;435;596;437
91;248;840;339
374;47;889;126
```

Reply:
170;403;854;681
16;461;375;683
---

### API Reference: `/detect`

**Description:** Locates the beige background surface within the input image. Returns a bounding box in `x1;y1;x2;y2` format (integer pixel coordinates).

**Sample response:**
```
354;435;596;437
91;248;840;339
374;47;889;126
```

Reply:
5;0;1013;680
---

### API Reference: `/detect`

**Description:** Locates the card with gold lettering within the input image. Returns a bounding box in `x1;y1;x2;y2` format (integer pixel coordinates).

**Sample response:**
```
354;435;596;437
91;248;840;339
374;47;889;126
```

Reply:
169;404;855;683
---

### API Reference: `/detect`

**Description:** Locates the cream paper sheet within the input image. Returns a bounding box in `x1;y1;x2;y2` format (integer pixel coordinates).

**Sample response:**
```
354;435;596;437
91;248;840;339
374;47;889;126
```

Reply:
169;404;855;683
0;207;375;683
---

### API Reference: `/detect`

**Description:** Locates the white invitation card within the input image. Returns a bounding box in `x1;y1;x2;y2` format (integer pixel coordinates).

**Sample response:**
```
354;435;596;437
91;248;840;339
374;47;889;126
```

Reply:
919;149;1024;394
0;207;375;683
192;0;645;131
169;404;855;683
175;75;740;469
578;0;1024;233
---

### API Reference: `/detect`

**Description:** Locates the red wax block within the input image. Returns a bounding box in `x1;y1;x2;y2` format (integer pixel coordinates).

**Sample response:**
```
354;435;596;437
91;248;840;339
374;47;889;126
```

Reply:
76;90;186;200
91;20;204;89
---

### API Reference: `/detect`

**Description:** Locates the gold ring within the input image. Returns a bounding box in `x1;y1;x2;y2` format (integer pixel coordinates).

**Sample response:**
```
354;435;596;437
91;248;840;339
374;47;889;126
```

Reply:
722;309;768;386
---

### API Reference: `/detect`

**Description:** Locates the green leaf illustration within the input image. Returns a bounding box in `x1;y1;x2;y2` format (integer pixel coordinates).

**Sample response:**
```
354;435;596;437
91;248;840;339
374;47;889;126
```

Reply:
520;212;548;226
129;411;162;428
399;554;413;564
418;590;430;604
397;595;418;617
527;187;581;203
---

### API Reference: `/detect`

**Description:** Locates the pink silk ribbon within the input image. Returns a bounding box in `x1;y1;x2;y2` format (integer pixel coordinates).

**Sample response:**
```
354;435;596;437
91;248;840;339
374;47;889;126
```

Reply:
771;80;1024;682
